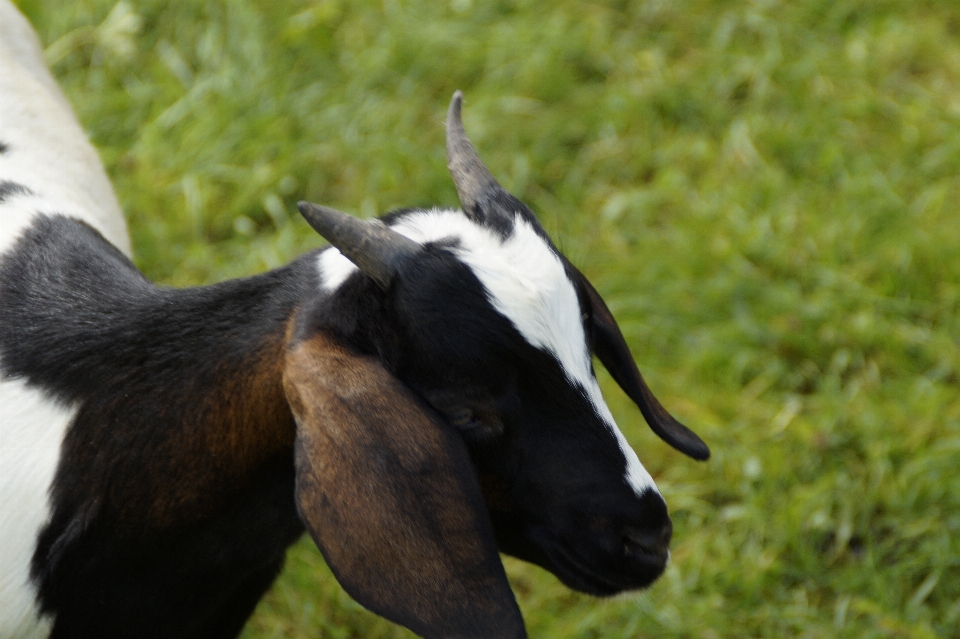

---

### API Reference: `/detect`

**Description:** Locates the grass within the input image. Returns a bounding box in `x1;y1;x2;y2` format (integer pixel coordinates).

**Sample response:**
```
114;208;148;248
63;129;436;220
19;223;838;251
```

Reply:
14;0;960;636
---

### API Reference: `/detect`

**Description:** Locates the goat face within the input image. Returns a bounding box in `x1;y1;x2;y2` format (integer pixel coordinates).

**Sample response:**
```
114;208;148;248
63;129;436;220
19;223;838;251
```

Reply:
285;93;709;639
382;209;673;595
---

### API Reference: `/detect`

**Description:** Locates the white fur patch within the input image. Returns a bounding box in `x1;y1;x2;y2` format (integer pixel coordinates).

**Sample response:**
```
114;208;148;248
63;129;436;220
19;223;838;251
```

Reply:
316;246;359;292
0;378;72;638
389;208;658;496
0;0;131;258
0;197;39;259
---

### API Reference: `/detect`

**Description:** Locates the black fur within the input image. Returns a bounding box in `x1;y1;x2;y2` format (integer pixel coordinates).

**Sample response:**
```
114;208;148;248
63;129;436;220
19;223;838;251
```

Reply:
0;180;32;202
0;215;315;638
0;140;9;154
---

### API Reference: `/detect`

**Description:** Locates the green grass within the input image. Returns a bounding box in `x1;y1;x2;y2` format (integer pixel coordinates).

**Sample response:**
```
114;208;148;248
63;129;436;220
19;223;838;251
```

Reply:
15;0;960;636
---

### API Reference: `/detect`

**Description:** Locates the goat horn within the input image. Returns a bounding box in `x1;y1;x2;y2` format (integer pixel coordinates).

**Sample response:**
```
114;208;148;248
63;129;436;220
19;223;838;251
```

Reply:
297;201;420;291
446;91;508;222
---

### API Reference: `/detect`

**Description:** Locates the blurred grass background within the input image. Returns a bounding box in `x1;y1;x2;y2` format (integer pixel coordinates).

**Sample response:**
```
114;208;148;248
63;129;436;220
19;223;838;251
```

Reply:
13;0;960;636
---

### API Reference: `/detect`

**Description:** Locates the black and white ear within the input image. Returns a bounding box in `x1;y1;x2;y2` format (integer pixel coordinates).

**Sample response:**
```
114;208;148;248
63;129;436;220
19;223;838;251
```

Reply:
577;270;711;461
283;332;526;639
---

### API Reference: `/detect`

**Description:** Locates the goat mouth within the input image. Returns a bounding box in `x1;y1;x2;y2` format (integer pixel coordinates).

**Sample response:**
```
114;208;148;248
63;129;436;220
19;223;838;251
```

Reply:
542;540;667;597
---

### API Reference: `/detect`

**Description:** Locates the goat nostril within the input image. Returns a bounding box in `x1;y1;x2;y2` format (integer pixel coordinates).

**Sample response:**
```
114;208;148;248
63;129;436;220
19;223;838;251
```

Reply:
622;522;672;559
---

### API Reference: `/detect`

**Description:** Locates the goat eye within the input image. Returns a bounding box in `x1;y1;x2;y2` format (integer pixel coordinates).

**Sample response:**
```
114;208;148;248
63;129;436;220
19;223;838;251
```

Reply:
444;406;505;445
448;408;480;430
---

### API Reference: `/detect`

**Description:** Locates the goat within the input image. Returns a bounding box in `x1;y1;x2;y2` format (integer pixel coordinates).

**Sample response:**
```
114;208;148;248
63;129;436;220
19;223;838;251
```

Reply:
0;2;709;638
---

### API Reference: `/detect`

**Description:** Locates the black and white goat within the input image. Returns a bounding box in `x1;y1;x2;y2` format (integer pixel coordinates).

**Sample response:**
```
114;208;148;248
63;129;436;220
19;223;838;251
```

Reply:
0;3;709;638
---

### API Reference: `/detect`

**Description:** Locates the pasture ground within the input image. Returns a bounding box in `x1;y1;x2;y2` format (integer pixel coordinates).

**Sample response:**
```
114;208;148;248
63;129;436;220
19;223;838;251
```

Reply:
16;0;960;636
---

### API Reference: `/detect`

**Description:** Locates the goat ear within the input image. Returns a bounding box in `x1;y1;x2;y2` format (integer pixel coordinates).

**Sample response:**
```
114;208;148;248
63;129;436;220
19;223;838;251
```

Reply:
577;269;711;461
283;332;526;639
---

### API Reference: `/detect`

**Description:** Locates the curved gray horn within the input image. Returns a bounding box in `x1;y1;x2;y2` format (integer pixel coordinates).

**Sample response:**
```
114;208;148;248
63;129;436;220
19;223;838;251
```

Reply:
297;201;420;291
446;91;506;220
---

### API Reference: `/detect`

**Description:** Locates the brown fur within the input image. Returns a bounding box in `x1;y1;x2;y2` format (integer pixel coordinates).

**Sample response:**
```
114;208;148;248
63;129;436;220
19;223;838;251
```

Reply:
108;329;297;532
284;332;525;639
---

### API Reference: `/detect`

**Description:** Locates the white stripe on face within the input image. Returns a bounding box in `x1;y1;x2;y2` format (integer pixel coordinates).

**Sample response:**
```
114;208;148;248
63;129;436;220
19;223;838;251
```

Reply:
389;209;658;496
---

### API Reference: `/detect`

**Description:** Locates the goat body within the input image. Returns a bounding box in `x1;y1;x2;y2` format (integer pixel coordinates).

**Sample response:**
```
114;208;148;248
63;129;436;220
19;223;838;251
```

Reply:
2;215;310;637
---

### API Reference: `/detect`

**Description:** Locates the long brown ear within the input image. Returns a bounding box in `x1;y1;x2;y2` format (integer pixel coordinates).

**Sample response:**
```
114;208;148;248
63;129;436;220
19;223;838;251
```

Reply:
577;270;711;461
283;332;526;639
